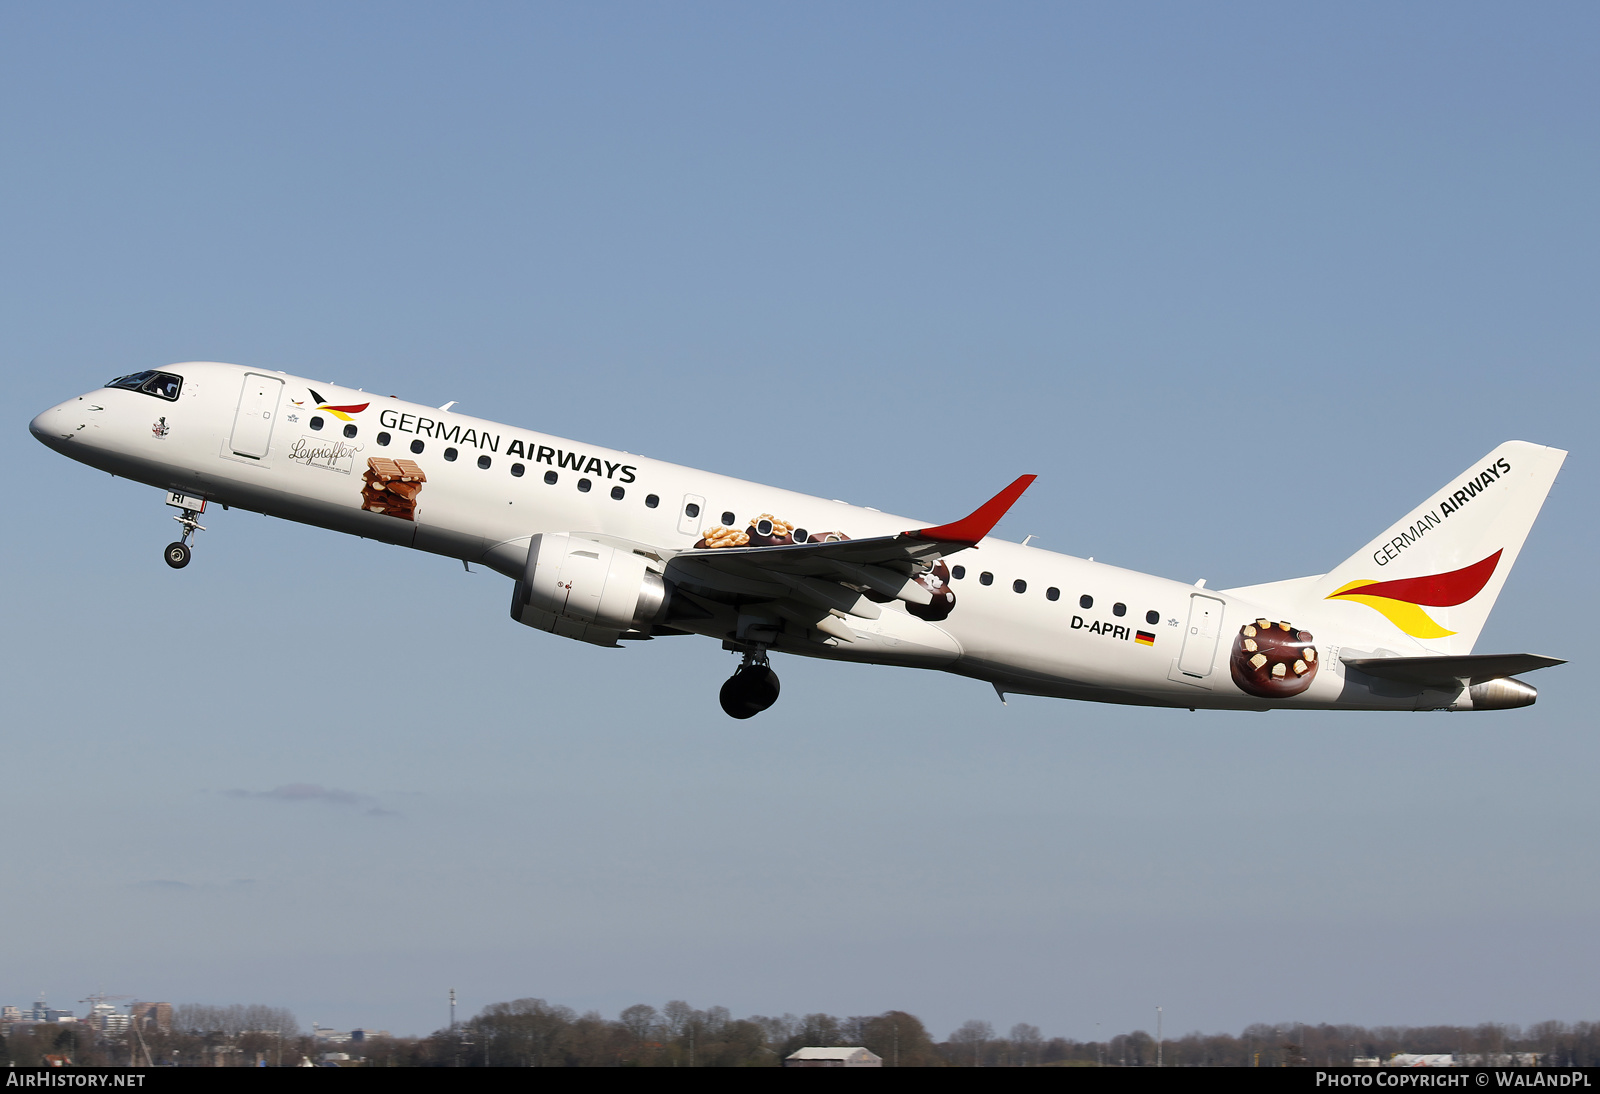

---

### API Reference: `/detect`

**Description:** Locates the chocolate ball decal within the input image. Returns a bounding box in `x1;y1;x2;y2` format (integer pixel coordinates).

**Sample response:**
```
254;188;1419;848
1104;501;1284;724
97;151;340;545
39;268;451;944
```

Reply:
905;560;957;622
1229;618;1319;698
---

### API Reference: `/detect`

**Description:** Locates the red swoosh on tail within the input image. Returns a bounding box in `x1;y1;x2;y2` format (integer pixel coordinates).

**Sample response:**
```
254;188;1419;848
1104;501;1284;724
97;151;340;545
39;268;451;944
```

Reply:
1336;550;1502;607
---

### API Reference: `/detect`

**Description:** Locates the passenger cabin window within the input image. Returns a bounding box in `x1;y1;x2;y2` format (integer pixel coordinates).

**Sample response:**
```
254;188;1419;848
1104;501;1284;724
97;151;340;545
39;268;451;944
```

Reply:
1080;594;1093;609
344;424;358;439
979;572;994;586
410;439;425;454
578;478;592;492
443;447;458;462
721;511;735;526
1113;603;1126;617
1146;610;1160;625
376;432;391;447
1046;587;1060;601
309;416;325;431
645;494;659;508
477;455;491;469
1013;579;1027;594
544;470;558;485
105;371;183;401
611;486;625;500
511;463;525;477
951;565;965;580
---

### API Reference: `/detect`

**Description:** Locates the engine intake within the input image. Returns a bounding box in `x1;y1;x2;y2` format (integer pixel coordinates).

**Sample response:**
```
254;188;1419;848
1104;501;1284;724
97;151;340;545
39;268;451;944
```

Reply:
510;533;668;646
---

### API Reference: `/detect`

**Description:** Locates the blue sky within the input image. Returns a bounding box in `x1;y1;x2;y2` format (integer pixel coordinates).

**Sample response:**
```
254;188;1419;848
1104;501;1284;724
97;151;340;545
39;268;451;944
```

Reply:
3;2;1597;1040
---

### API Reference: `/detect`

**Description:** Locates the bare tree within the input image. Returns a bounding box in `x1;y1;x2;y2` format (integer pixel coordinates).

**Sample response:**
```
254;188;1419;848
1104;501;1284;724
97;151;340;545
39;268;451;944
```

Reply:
1009;1022;1043;1066
949;1019;994;1066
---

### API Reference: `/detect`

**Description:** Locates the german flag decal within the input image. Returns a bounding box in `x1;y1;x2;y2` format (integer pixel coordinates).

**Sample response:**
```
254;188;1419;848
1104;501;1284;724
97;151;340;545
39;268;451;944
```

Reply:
308;388;371;423
1135;631;1156;646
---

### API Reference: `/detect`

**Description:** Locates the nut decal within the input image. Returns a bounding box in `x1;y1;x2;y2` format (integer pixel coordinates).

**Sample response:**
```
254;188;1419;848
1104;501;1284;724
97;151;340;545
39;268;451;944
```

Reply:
745;514;795;548
1229;618;1318;698
696;526;750;549
362;457;426;521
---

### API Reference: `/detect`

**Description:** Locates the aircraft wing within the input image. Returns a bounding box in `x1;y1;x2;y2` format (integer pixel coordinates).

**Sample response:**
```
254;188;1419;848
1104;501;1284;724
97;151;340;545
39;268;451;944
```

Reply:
663;475;1035;629
1341;652;1566;687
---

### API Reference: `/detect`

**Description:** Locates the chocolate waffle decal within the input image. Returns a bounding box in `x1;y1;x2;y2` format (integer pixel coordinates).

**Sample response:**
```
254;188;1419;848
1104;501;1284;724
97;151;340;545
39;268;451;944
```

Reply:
362;457;426;521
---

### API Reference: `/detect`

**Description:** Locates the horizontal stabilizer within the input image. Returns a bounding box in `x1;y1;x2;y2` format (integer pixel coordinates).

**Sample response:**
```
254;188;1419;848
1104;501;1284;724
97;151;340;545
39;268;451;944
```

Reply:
1341;652;1566;687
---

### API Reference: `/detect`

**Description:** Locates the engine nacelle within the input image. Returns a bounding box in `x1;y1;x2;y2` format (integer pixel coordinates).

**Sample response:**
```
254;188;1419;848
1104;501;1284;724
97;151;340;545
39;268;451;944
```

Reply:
1466;676;1537;710
510;533;669;646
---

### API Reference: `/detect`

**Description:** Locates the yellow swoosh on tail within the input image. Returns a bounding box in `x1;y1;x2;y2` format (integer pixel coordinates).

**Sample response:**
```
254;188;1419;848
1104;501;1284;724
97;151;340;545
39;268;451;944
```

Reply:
1327;580;1456;639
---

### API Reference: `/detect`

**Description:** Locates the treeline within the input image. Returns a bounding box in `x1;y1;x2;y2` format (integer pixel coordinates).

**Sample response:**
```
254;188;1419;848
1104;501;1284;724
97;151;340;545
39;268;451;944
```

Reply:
345;1004;946;1067
8;1002;1600;1066
318;1005;1600;1067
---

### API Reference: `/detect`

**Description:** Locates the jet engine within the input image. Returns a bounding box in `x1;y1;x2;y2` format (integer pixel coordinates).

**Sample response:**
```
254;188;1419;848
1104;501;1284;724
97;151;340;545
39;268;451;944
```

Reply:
509;532;669;646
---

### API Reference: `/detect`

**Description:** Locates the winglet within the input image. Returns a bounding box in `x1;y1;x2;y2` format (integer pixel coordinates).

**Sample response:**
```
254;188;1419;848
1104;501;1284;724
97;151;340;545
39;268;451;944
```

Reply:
905;474;1036;545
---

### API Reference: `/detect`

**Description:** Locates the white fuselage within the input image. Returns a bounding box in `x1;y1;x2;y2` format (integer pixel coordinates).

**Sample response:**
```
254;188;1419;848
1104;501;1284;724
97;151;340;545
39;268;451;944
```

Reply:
31;362;1467;713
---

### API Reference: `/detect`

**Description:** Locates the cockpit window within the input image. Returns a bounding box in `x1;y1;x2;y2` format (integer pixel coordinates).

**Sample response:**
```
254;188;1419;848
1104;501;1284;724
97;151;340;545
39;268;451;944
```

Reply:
106;371;182;401
106;370;154;391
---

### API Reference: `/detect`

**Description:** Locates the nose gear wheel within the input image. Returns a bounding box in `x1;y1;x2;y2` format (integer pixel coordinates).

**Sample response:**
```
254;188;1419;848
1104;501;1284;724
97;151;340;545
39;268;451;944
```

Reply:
164;506;206;569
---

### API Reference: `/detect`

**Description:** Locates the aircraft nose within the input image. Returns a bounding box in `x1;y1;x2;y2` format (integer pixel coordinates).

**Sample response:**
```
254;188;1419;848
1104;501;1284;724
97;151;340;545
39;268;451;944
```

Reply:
30;400;82;450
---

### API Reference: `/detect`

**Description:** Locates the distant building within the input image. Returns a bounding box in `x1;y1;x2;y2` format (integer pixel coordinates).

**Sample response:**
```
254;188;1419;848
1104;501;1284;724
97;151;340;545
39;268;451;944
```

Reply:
128;1002;172;1032
1387;1053;1541;1068
26;997;74;1023
89;1003;130;1033
785;1047;883;1067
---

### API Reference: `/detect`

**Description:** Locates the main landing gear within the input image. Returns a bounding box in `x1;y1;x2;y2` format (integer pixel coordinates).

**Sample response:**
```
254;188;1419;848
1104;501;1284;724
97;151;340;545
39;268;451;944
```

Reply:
720;648;781;720
164;494;207;570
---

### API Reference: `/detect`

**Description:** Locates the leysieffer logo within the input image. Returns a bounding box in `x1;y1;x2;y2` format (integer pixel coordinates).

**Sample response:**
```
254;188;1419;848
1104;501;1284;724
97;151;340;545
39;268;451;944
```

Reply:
288;436;364;473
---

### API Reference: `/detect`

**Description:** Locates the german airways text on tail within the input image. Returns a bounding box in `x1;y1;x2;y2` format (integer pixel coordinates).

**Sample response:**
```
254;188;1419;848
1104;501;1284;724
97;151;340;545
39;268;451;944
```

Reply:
31;363;1566;717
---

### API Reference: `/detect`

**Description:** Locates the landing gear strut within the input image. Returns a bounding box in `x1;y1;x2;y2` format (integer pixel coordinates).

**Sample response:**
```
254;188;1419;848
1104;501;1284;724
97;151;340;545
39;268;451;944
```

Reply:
164;494;207;569
720;648;781;719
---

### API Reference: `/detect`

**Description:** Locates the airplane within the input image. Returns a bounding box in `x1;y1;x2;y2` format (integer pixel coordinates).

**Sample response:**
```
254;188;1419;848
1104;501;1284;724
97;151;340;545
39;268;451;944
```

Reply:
30;361;1567;718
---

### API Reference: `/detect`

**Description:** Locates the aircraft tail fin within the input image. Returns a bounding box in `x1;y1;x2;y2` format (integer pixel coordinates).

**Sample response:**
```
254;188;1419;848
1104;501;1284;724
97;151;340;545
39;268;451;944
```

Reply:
1311;441;1565;655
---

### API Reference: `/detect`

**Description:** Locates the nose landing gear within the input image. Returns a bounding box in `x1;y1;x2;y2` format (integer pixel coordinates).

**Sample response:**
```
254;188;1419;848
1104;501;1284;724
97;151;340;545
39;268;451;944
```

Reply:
719;648;781;719
163;492;207;570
